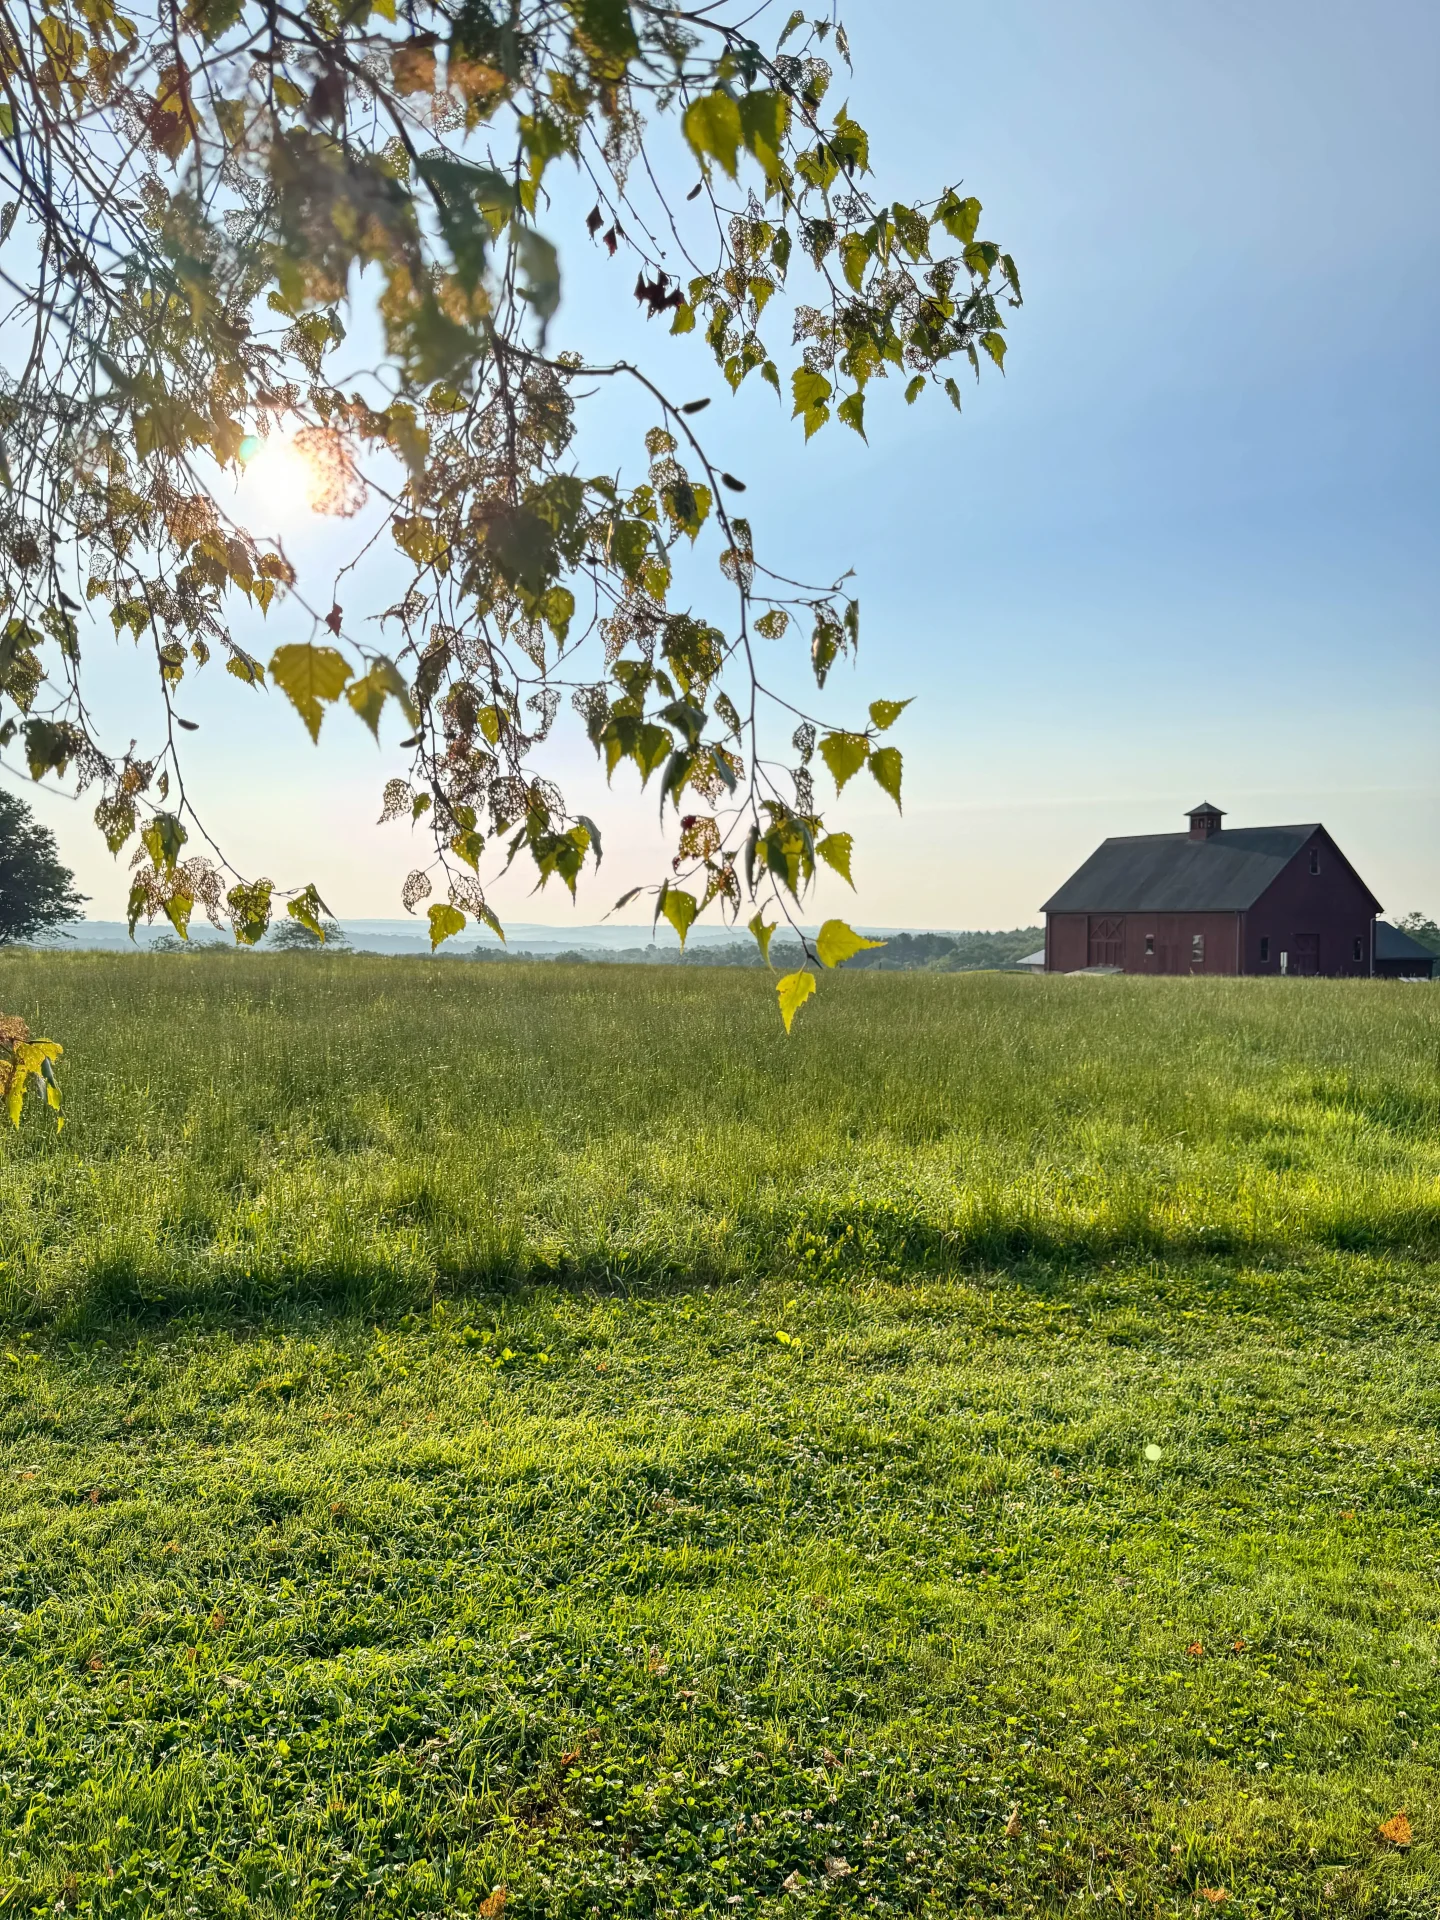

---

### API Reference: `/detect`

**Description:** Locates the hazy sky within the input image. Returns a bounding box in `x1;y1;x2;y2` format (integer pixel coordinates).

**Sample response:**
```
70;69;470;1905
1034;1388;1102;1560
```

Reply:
17;0;1439;932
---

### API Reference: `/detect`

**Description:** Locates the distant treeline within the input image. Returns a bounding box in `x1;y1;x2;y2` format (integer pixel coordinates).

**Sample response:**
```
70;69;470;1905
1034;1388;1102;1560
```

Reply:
1397;913;1440;955
475;927;1044;972
115;926;1047;971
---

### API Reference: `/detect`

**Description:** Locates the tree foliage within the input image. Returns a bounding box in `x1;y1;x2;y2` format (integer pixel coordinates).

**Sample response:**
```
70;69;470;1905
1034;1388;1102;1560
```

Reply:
0;0;1018;1023
0;787;85;942
267;913;349;949
1395;913;1440;957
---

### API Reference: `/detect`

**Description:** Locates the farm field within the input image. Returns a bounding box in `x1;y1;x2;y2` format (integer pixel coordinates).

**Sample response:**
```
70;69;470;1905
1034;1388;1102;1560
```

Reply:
0;955;1437;1917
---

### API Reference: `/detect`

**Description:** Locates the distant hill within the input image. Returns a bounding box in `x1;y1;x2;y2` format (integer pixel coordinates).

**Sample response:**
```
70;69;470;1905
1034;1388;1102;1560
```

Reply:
38;919;1044;971
836;928;1044;972
491;927;1045;972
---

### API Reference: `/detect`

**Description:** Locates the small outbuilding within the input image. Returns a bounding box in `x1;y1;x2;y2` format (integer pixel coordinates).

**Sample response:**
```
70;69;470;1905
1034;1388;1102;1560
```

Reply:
1041;804;1383;977
1373;921;1438;980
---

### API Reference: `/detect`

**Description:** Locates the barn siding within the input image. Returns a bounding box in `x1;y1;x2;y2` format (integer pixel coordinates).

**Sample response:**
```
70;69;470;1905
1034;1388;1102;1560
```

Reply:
1116;911;1242;975
1045;911;1241;973
1047;914;1088;972
1244;830;1375;977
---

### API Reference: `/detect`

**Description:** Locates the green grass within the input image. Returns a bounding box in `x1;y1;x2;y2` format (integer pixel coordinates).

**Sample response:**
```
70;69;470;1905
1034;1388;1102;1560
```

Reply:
0;956;1437;1916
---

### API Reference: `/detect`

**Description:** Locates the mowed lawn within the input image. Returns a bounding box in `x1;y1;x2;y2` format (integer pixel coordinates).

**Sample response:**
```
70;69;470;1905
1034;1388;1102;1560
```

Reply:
0;956;1437;1917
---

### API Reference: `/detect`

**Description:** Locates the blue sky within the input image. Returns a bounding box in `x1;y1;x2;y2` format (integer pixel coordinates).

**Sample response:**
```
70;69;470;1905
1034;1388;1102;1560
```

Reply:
20;0;1440;931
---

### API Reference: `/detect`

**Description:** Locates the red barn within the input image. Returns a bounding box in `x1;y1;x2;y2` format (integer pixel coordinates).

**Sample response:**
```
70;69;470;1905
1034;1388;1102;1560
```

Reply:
1042;803;1383;976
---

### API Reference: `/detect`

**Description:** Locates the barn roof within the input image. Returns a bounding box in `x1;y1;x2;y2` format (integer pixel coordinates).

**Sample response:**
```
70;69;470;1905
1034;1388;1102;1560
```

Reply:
1375;920;1438;964
1042;825;1326;914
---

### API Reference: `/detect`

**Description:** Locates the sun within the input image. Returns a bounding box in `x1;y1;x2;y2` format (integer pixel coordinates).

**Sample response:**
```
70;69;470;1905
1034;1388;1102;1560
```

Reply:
235;428;368;528
236;433;321;527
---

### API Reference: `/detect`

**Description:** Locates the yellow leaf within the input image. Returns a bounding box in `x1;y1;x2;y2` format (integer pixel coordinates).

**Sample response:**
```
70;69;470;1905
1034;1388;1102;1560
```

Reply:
776;968;816;1034
818;731;868;794
1377;1813;1412;1849
345;667;389;739
428;903;466;950
270;644;352;743
286;885;329;942
748;910;776;967
815;919;883;969
816;833;853;887
683;91;742;179
345;655;415;739
869;745;902;811
5;1041;60;1129
659;884;697;949
226;651;266;687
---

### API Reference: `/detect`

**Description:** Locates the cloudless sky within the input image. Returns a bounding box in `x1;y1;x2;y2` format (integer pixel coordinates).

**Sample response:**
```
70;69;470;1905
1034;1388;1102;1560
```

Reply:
18;0;1440;931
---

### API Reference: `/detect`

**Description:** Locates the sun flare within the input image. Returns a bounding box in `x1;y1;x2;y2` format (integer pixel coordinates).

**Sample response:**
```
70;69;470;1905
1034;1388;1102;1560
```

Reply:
235;427;367;530
235;434;323;527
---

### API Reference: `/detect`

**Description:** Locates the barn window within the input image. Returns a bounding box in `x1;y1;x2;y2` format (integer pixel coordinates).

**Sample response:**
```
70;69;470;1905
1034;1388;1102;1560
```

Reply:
1191;933;1205;965
1144;934;1155;955
1309;847;1320;874
1353;937;1363;962
1260;937;1270;963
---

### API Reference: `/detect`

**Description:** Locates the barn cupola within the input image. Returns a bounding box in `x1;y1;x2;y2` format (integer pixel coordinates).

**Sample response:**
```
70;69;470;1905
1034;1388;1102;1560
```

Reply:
1186;801;1226;841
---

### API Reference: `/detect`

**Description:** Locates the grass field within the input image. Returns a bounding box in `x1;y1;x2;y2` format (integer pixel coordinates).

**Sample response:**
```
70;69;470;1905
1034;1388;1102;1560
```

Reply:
0;955;1436;1917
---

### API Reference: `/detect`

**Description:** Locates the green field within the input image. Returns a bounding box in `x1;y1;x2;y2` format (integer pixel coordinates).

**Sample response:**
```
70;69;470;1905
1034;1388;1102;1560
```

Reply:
0;955;1436;1917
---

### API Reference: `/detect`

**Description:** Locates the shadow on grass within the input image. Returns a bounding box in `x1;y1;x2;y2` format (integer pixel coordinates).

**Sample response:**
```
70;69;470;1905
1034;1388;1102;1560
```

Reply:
16;1203;1439;1346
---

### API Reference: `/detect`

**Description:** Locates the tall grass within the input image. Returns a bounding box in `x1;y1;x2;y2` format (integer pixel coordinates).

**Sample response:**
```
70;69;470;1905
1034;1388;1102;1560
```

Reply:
0;953;1435;1324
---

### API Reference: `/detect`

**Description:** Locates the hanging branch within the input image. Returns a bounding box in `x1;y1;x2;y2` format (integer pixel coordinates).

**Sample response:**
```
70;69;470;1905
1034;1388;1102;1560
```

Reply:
0;0;1019;1026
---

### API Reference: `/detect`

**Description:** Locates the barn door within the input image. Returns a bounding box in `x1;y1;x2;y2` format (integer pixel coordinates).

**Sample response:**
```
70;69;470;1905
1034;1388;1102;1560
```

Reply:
1291;933;1319;976
1088;916;1125;967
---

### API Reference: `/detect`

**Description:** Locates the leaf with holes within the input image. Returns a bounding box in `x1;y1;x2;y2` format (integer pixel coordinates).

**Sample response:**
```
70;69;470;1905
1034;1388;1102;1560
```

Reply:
141;812;186;873
869;745;902;810
287;884;330;941
816;832;854;887
837;391;865;440
792;367;832;440
819;731;868;794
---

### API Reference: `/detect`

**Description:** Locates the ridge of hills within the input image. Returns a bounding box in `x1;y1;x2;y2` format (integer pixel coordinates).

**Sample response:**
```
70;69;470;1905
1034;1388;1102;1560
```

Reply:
28;921;1044;971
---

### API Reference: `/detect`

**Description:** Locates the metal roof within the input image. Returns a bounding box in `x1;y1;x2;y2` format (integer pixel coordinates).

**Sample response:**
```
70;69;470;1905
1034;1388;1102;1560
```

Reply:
1042;825;1328;914
1375;920;1438;964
